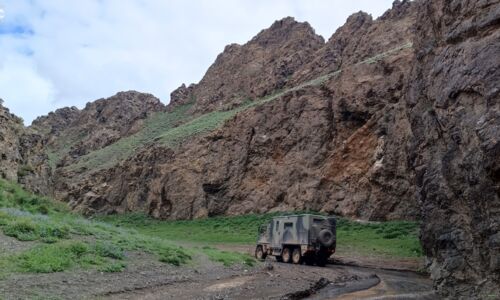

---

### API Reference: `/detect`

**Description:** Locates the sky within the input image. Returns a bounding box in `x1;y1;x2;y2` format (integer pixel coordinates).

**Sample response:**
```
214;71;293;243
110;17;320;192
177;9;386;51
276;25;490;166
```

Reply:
0;0;394;124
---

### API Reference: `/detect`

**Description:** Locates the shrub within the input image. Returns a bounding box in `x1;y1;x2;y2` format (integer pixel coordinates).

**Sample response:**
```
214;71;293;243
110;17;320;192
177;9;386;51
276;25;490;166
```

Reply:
158;247;191;266
3;219;38;241
94;242;124;260
16;241;90;273
2;219;70;242
98;262;126;273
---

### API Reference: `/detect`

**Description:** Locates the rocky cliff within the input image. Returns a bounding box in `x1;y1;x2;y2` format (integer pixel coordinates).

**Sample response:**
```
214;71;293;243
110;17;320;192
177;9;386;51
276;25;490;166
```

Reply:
49;1;421;222
1;0;498;297
170;17;325;113
406;0;500;297
0;100;24;182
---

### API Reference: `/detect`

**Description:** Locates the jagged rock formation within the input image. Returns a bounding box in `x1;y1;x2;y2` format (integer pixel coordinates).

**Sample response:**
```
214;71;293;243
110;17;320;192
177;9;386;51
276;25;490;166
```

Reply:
0;100;51;194
1;0;498;297
406;0;500;297
0;100;24;181
31;106;80;137
170;17;325;113
34;91;165;169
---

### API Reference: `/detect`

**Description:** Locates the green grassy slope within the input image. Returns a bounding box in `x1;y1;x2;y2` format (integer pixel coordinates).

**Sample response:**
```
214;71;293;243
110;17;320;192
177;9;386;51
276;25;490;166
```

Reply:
0;180;253;279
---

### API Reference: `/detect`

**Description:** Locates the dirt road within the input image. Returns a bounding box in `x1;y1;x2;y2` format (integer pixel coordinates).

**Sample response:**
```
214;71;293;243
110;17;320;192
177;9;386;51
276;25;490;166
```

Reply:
103;258;436;300
0;239;436;299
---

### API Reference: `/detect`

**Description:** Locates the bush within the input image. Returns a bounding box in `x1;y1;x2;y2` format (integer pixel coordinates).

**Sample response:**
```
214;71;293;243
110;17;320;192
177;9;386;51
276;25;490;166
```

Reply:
158;247;191;266
16;241;90;273
94;242;124;260
98;262;126;273
3;219;38;241
2;219;70;242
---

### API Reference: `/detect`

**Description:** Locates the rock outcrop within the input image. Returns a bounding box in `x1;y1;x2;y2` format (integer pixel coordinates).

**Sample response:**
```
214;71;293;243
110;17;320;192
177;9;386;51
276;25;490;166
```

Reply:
35;91;165;169
171;17;325;113
406;0;500;297
0;100;24;181
0;100;51;194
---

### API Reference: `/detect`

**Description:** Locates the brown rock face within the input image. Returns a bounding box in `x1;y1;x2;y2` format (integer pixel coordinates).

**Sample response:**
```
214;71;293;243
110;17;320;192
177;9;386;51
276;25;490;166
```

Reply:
406;0;500;297
31;106;80;136
291;1;416;83
38;91;165;167
0;100;24;181
53;2;420;222
0;101;51;194
172;17;325;113
64;91;165;158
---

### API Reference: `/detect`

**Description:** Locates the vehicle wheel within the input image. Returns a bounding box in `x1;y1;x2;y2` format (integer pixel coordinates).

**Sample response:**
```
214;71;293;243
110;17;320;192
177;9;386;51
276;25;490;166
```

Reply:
282;247;291;263
276;256;283;262
255;246;267;260
292;248;302;264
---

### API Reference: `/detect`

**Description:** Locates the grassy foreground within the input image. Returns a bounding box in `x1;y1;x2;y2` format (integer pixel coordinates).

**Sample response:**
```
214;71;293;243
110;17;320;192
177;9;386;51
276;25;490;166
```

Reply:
102;212;423;259
0;180;253;279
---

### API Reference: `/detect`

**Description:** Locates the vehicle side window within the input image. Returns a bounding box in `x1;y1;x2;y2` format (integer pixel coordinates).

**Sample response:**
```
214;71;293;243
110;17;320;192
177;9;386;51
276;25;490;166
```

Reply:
284;222;293;228
313;219;323;225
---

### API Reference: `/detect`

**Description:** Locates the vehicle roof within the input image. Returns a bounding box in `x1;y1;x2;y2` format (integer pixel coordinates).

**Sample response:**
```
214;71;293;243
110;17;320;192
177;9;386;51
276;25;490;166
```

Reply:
271;214;331;219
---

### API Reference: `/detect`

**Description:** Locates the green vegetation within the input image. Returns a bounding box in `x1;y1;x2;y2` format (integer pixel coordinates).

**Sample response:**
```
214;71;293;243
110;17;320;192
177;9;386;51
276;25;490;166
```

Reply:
3;241;117;273
2;218;70;242
200;246;255;267
335;218;422;258
0;179;192;278
102;212;423;259
55;101;195;172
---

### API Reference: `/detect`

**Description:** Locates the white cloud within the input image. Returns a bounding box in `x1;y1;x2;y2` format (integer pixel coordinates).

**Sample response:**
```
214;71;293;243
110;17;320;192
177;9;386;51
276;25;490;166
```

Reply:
0;0;394;124
0;54;56;123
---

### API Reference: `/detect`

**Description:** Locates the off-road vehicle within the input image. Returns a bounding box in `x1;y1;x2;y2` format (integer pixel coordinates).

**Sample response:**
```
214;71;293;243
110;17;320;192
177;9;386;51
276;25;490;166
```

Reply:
255;214;336;266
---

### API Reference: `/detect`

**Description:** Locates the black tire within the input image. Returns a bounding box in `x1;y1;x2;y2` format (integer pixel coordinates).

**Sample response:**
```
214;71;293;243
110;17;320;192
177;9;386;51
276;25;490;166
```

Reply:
276;256;283;262
318;229;334;247
292;248;302;264
282;247;291;263
255;246;267;260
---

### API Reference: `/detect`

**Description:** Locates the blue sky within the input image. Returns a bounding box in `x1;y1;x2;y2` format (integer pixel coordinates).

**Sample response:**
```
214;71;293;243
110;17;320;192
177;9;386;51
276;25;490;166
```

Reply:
0;0;394;124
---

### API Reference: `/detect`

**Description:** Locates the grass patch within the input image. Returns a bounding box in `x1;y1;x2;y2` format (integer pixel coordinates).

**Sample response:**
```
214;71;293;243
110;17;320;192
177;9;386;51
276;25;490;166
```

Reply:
336;219;422;258
0;179;192;278
100;212;301;244
0;179;68;215
0;240;127;274
200;246;255;267
2;218;70;242
158;247;192;266
102;212;423;259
